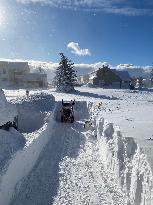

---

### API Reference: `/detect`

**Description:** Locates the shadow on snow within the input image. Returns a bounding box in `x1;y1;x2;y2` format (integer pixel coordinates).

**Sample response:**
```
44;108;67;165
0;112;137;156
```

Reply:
75;90;120;100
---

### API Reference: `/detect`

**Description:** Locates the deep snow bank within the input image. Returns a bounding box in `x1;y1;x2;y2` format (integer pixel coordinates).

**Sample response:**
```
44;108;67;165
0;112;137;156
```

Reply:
0;93;55;205
0;89;17;126
11;92;55;133
0;116;54;205
0;89;25;173
0;128;25;172
91;103;153;205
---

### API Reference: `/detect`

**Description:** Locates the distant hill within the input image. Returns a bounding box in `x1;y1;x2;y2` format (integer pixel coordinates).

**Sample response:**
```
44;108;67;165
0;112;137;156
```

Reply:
116;64;152;79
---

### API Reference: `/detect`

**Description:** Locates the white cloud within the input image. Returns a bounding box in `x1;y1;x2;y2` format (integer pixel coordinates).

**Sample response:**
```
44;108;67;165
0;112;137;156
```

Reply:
116;64;153;79
16;0;153;16
67;42;91;56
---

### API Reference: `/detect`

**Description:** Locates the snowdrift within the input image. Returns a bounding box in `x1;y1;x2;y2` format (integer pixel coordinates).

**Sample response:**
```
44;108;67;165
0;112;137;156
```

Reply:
0;92;56;205
0;128;25;172
0;89;17;126
91;103;153;205
12;92;55;133
0;89;25;173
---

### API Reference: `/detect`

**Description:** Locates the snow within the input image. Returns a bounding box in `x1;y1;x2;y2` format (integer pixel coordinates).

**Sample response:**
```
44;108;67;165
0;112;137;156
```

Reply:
11;92;55;133
0;128;25;172
0;89;17;126
0;92;55;205
0;87;153;204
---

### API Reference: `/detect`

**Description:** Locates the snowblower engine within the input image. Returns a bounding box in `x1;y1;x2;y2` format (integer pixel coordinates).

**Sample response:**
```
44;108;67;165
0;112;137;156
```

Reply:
61;99;75;123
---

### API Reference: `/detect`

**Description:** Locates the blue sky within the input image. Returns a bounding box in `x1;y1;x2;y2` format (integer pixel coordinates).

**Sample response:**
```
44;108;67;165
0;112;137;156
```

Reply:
0;0;153;66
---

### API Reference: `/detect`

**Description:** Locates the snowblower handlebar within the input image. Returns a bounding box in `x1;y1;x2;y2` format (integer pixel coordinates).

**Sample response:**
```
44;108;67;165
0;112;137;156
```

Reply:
62;99;75;106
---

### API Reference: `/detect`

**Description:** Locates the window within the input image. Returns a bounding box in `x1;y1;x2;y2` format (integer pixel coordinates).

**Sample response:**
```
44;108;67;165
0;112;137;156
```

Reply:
3;69;6;74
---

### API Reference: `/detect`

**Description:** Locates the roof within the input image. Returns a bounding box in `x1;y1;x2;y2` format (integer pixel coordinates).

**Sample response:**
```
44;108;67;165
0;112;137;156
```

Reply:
89;76;96;80
79;67;131;81
111;69;131;81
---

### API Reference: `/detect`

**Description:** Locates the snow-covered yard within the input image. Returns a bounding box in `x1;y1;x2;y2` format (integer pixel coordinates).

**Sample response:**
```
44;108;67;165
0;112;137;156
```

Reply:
0;87;153;205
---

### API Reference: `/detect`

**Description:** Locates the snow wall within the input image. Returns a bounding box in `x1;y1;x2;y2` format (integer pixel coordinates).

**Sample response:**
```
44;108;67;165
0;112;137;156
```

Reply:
0;98;56;205
0;89;25;173
91;104;153;205
0;89;17;126
0;128;25;173
12;93;55;133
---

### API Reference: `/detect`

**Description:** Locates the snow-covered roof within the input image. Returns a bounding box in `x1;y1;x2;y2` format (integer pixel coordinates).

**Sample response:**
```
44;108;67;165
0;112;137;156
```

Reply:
0;89;17;126
0;61;30;72
111;69;131;81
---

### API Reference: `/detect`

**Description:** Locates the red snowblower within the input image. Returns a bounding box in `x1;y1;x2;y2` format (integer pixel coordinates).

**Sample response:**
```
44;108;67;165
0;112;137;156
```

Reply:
61;99;75;123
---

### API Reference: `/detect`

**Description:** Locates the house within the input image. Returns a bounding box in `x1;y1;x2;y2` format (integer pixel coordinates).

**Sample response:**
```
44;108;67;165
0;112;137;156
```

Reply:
0;61;47;88
78;74;90;85
0;61;30;82
111;69;131;88
79;65;131;88
23;73;47;88
150;76;153;87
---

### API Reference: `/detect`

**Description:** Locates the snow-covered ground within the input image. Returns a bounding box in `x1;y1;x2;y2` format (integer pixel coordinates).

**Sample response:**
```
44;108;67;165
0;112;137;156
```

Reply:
0;87;153;205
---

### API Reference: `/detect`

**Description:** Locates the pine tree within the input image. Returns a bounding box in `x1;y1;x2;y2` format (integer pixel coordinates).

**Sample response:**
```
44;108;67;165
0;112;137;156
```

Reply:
150;68;153;80
55;53;77;92
150;68;153;87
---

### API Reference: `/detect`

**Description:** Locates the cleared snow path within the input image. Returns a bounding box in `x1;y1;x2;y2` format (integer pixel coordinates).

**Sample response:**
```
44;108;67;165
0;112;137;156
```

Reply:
9;101;127;205
9;101;88;205
53;131;126;205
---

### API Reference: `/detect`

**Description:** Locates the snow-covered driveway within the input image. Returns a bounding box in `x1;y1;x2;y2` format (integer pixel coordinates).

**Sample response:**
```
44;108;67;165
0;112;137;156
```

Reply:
10;100;127;205
0;87;153;205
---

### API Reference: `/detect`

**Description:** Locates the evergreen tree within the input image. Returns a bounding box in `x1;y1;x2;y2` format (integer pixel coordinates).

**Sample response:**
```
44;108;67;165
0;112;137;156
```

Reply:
137;76;143;88
150;68;153;87
55;53;77;92
150;68;153;80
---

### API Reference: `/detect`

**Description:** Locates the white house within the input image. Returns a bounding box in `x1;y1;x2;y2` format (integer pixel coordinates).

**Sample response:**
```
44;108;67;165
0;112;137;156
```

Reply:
0;61;30;82
0;61;47;88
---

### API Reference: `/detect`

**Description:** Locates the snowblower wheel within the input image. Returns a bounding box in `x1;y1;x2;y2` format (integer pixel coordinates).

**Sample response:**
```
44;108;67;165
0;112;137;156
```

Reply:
71;116;74;123
61;116;64;123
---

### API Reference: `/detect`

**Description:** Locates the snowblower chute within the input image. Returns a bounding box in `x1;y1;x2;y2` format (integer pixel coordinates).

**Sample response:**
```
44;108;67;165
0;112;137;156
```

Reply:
61;99;75;123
